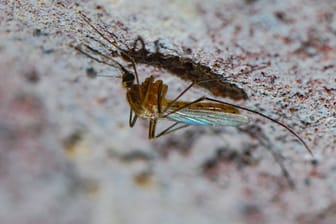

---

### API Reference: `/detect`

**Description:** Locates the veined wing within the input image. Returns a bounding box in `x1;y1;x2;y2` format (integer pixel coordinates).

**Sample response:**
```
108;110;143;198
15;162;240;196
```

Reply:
167;107;249;127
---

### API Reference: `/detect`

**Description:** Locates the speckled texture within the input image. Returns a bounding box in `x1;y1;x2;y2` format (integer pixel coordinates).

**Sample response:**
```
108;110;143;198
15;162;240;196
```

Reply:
1;0;335;224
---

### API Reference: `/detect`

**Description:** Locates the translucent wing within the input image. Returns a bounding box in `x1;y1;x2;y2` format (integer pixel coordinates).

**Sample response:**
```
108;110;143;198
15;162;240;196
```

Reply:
167;107;249;127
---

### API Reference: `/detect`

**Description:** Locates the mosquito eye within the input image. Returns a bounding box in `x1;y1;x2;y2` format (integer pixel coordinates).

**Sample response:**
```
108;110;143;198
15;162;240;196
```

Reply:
122;71;135;87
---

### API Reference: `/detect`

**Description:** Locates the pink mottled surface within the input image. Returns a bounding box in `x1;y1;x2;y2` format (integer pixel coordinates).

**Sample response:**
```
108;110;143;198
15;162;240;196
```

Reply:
1;0;335;224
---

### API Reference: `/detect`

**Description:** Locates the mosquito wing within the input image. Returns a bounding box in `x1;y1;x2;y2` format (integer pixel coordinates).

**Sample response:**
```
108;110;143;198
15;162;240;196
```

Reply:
167;107;249;127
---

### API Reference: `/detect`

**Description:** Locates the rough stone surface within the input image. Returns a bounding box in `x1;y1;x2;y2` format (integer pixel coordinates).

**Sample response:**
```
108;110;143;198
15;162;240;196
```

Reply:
1;0;335;224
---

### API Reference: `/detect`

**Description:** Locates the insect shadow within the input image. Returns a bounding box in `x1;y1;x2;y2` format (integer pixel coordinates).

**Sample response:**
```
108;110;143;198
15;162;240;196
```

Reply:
77;12;254;101
73;11;315;187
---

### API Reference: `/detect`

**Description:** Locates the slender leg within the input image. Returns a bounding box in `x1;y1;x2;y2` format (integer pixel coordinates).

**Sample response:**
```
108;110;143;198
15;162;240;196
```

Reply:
161;93;311;184
163;78;225;114
154;122;190;138
163;82;197;113
149;80;189;138
148;120;190;139
129;109;138;127
202;97;313;156
163;95;313;157
163;96;207;117
148;119;157;139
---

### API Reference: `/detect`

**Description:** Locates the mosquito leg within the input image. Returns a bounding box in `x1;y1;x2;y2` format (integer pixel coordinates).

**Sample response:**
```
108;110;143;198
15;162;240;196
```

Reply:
154;122;190;138
166;93;296;187
163;78;226;114
148;119;158;139
202;97;313;156
163;96;207;117
163;93;313;156
164;92;313;156
163;82;197;113
129;109;138;127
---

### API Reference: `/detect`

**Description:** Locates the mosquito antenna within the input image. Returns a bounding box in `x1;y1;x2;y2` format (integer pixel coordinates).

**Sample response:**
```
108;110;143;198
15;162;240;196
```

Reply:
84;33;120;57
204;97;314;156
77;11;141;87
78;11;126;54
72;44;133;81
72;43;126;70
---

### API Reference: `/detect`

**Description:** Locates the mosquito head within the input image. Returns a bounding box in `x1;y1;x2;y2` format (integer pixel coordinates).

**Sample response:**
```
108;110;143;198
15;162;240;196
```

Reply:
122;70;135;88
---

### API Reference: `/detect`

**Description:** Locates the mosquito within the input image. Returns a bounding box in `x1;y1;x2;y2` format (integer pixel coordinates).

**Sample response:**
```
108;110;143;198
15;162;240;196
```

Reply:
73;12;315;188
74;43;313;158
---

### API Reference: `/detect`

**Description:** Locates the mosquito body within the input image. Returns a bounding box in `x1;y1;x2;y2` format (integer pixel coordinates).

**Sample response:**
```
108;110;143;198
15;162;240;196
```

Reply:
119;61;249;139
